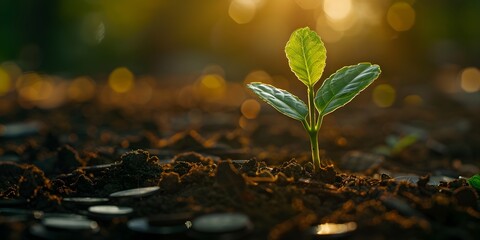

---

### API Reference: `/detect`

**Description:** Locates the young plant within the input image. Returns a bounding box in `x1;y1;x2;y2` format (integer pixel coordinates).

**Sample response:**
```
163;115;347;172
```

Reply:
247;27;381;172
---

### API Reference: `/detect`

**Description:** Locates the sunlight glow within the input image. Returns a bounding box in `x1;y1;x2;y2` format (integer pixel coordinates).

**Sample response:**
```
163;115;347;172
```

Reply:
323;0;352;21
387;2;416;32
460;67;480;93
108;67;134;93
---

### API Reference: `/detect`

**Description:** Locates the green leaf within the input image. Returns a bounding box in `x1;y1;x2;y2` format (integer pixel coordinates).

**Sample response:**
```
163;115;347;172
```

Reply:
285;27;326;87
315;63;381;117
468;174;480;190
247;82;308;121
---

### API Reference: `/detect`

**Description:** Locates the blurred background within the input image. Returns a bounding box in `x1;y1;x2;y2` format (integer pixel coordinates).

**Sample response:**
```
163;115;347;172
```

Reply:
0;0;479;112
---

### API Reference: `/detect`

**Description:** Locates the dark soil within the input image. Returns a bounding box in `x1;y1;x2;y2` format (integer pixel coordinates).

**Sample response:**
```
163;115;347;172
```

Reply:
1;87;479;240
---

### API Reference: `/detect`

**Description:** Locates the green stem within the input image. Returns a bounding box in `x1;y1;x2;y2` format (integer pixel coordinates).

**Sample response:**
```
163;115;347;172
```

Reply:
307;86;316;127
306;85;321;171
309;130;321;171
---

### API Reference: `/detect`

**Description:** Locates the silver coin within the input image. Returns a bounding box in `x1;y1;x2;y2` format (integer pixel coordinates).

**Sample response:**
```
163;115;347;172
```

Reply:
42;217;99;231
192;213;252;233
128;217;190;235
109;186;160;198
88;205;133;216
63;197;109;205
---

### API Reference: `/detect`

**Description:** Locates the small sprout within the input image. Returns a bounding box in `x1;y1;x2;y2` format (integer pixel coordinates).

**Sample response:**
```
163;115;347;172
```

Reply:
247;27;381;172
467;174;480;190
375;134;419;156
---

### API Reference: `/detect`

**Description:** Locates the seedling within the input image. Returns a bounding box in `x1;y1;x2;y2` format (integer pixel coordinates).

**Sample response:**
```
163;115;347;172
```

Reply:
247;27;381;172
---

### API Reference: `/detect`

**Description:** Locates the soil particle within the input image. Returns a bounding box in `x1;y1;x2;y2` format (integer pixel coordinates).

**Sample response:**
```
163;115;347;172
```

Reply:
158;172;181;193
160;130;206;151
279;159;303;180
453;186;478;209
90;150;163;195
56;145;85;173
311;165;337;184
172;151;214;166
181;164;214;184
417;174;430;188
171;161;192;176
0;162;50;200
216;160;246;195
239;158;260;176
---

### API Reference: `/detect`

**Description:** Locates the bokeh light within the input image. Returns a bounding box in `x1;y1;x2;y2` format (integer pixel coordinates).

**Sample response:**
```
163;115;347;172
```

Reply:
244;70;273;85
68;76;96;102
229;0;261;24
295;0;321;10
387;2;416;32
17;73;54;101
316;16;344;43
197;74;226;101
129;77;154;105
0;67;11;96
403;94;423;107
108;67;135;93
241;99;261;119
460;67;480;93
323;0;353;21
373;84;396;108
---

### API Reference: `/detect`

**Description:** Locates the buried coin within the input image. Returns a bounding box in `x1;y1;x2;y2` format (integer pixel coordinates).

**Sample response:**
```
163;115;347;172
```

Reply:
394;175;455;185
308;222;357;238
30;217;99;240
80;162;122;172
88;205;133;217
42;217;99;232
0;208;43;221
62;197;109;205
192;213;252;233
128;214;192;236
0;198;27;207
109;186;160;198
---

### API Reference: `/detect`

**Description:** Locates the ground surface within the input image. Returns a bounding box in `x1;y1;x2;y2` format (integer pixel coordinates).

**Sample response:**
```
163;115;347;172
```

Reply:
0;83;479;239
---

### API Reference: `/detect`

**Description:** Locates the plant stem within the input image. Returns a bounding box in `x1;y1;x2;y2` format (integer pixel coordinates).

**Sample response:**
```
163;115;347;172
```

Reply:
307;86;316;127
306;85;321;171
308;130;321;171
